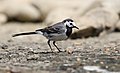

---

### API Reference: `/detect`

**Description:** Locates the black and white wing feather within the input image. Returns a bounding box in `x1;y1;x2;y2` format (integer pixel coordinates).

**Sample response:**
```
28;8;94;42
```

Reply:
36;22;66;34
36;22;67;41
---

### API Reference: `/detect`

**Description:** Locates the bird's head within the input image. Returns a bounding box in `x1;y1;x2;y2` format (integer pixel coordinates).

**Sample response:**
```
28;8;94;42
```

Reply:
63;19;79;29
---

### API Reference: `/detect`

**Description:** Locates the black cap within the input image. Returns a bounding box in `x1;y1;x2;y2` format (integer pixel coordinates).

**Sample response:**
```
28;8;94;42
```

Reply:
63;18;74;23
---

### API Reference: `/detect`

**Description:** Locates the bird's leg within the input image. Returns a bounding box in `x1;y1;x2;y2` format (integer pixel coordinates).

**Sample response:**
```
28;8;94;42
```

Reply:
47;40;53;52
53;41;61;52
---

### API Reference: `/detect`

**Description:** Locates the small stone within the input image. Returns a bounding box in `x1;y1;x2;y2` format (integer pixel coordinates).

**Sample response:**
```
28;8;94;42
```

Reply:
65;47;74;54
76;57;81;65
74;42;82;46
100;61;104;64
27;54;39;60
105;66;109;69
1;44;8;49
104;48;110;51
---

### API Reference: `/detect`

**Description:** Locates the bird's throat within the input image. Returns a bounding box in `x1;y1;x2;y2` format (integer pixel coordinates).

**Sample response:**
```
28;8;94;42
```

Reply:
66;27;72;37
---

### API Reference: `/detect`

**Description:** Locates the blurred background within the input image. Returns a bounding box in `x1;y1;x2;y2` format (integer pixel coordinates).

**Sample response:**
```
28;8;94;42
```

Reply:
0;0;120;73
0;0;120;40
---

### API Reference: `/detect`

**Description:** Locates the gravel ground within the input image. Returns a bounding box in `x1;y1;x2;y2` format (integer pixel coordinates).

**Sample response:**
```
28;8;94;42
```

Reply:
0;22;119;73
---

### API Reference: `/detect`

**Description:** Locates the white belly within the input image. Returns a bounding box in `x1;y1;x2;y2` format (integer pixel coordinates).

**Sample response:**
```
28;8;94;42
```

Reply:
44;33;68;41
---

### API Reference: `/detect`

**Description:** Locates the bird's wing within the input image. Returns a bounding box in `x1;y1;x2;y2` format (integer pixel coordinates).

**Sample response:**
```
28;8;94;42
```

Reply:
38;22;66;34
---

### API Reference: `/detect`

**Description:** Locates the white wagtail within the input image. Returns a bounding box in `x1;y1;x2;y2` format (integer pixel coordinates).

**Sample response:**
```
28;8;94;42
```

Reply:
12;19;79;52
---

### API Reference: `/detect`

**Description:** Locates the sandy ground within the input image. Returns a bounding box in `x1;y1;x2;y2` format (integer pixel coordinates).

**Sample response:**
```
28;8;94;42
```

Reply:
0;22;120;73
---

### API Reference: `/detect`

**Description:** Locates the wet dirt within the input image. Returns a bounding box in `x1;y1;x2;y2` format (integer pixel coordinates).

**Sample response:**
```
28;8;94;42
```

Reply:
0;22;119;73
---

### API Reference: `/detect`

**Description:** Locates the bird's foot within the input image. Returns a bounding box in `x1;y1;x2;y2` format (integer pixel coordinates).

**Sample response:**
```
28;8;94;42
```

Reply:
57;48;64;53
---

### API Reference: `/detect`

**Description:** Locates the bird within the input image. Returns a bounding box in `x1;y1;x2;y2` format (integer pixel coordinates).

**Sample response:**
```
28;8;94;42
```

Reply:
12;18;79;52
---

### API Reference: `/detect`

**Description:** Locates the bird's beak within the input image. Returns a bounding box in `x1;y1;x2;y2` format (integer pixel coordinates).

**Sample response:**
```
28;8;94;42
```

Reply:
73;26;79;29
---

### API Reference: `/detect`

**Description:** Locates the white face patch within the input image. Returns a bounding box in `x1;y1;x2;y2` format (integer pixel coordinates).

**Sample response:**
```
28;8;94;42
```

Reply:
64;21;76;28
71;22;76;26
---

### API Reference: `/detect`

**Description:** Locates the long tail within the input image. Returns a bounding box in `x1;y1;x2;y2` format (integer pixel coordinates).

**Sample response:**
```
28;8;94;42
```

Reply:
12;31;36;37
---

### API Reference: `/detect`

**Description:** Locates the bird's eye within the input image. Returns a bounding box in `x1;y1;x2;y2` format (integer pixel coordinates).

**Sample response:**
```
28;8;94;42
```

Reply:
70;23;73;25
